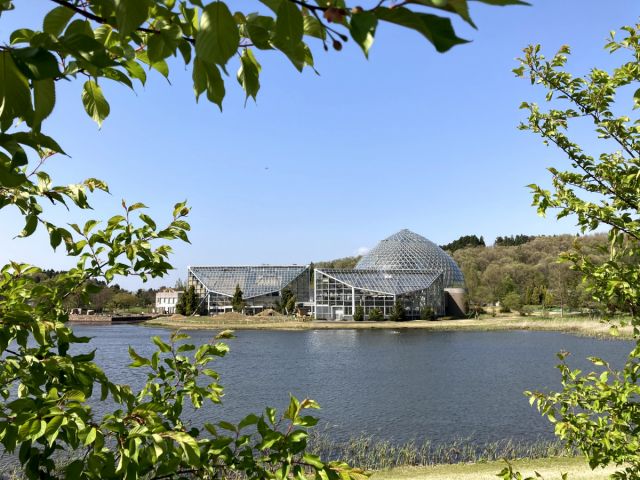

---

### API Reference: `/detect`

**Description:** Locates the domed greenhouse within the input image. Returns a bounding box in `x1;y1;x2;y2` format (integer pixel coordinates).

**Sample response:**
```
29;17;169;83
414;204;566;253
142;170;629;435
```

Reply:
314;229;466;320
355;229;465;288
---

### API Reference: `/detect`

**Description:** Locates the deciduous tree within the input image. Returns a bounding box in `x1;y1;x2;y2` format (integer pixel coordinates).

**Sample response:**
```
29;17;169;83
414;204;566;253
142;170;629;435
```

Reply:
516;23;640;480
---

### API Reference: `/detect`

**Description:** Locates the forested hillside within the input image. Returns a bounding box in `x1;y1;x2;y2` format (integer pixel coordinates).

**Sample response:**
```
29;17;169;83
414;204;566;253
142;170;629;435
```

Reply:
450;234;609;314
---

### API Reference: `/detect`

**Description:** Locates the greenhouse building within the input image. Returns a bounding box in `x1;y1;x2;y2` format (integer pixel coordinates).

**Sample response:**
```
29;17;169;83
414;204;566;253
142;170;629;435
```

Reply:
187;265;311;315
314;229;466;320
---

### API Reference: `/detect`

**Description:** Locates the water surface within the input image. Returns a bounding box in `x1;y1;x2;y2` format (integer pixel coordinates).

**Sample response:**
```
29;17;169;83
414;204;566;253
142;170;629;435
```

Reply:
74;325;632;445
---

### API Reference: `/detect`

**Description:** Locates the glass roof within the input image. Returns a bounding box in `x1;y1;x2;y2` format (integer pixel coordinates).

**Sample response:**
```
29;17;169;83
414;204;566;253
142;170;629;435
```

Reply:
188;265;308;299
355;229;465;288
318;269;443;296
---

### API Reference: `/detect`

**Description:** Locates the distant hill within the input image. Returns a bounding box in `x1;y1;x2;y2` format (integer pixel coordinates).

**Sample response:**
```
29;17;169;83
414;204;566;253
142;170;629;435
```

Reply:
312;255;362;270
452;233;609;312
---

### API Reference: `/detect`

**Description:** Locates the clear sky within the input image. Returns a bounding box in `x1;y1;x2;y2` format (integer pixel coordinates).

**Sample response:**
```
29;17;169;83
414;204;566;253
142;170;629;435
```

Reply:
1;1;638;289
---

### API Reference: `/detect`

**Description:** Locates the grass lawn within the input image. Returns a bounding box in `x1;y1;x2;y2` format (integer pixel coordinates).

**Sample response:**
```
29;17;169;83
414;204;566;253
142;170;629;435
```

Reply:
372;457;619;480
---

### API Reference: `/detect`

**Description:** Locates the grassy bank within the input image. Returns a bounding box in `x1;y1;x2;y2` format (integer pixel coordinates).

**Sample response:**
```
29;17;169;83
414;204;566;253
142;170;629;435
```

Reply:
373;457;618;480
145;313;632;339
307;435;616;479
307;434;573;470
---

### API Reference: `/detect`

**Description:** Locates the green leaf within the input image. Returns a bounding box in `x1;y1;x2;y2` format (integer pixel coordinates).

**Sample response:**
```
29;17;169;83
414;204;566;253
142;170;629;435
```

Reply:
196;2;239;66
32;78;55;131
43;6;75;36
375;7;469;53
152;335;171;352
302;453;324;469
115;0;150;37
303;15;325;40
11;47;61;80
19;215;38;237
128;346;151;367
193;58;225;109
0;50;33;130
273;0;303;49
81;80;110;126
238;413;259;429
350;12;377;57
246;15;275;50
408;0;476;28
237;48;261;102
633;88;640;109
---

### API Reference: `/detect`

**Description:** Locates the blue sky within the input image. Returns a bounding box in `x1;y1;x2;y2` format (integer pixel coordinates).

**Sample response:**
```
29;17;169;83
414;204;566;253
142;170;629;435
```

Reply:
1;1;638;289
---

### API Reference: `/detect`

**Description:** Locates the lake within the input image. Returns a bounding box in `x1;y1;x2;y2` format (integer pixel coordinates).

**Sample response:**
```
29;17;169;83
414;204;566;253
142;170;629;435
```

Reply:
73;324;632;446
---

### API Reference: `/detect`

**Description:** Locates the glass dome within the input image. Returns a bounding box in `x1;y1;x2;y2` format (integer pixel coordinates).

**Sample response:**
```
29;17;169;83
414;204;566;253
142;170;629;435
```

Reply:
355;229;465;288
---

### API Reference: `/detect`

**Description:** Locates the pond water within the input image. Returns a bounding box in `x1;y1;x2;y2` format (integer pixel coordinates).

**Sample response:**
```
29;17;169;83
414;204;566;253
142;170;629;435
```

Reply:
73;324;632;445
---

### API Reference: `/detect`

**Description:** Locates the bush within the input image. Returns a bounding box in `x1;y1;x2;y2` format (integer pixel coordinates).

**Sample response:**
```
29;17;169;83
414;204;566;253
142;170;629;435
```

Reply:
500;292;523;314
353;305;364;321
420;306;436;320
368;308;384;321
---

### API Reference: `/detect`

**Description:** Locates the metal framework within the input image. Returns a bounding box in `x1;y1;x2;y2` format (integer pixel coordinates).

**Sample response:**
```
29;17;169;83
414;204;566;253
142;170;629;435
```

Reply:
314;268;445;320
355;229;465;288
188;265;310;314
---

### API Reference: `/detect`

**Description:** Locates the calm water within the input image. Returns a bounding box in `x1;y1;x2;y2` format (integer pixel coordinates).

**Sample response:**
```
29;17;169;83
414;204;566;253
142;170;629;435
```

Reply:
72;325;632;445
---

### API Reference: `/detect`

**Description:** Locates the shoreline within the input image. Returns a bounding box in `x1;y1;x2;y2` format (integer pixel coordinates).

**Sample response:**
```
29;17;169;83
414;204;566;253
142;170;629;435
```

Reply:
144;315;633;339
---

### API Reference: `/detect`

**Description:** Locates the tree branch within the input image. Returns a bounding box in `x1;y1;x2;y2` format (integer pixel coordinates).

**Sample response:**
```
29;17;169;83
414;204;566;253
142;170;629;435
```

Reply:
49;0;195;45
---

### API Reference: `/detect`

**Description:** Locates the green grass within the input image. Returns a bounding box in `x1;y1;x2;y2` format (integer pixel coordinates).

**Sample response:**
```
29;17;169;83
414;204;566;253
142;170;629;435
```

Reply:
372;457;619;480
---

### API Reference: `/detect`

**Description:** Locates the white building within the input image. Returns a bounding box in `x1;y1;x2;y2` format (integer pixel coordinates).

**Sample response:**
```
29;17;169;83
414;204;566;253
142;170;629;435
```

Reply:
155;289;183;314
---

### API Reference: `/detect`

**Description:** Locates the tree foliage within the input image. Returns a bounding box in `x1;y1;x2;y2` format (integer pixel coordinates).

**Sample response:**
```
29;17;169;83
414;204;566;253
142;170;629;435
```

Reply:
452;234;606;311
389;299;405;322
441;234;485;252
515;23;640;479
176;285;200;316
368;308;383;321
276;287;297;315
494;234;536;247
231;283;245;313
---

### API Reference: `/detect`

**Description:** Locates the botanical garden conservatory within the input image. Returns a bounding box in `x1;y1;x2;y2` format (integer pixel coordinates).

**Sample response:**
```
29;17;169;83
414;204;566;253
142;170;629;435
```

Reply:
314;229;466;320
188;229;466;319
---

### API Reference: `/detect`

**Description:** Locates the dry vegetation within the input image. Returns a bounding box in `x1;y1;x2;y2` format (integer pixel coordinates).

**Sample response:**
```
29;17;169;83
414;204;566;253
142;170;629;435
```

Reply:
145;313;632;339
373;457;618;480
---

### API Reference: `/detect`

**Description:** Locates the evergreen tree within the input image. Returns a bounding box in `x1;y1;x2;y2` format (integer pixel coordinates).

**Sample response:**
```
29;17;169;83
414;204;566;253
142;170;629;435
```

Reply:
368;308;384;321
232;284;245;313
389;299;406;321
277;288;296;315
176;286;199;316
353;305;365;322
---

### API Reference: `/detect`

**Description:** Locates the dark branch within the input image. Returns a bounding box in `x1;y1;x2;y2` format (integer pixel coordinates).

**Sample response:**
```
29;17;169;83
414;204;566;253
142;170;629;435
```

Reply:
49;0;195;45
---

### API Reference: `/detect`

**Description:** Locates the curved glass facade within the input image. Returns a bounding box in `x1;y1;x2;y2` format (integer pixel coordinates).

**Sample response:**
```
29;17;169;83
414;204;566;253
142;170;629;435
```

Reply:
355;229;465;288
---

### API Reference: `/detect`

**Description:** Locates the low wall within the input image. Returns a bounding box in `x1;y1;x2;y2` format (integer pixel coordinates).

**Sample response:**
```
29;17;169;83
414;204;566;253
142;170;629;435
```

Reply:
69;314;154;323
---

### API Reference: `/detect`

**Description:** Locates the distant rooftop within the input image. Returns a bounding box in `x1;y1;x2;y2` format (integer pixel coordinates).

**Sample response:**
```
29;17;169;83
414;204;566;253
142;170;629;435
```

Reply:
188;265;309;299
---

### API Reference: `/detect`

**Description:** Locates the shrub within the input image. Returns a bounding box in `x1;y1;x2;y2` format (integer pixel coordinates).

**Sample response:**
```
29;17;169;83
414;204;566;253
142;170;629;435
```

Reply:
500;292;523;314
368;308;384;321
420;306;436;320
353;305;364;321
